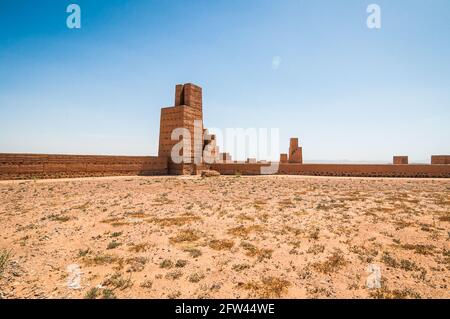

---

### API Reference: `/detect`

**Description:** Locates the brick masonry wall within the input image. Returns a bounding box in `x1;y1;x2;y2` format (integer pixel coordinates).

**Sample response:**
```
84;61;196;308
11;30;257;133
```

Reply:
393;156;409;165
0;154;168;180
211;163;450;178
431;155;450;165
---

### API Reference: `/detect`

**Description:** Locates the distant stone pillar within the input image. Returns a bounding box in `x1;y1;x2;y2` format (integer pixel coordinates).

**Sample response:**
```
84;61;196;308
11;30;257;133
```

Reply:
289;138;303;164
431;155;450;164
393;156;408;165
219;153;232;163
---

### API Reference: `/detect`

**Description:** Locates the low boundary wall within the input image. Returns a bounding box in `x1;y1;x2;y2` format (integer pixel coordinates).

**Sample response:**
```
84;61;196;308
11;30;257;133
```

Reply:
2;155;449;179
0;153;168;180
211;163;450;178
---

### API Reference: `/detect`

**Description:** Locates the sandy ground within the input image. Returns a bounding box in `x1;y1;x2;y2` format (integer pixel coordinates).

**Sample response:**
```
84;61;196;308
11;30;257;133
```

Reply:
0;175;449;299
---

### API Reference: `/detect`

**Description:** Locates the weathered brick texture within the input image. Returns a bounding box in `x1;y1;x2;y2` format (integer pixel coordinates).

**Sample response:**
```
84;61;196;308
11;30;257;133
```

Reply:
159;83;204;173
393;156;409;165
280;154;288;163
288;138;303;164
0;154;167;180
210;163;450;178
431;155;450;165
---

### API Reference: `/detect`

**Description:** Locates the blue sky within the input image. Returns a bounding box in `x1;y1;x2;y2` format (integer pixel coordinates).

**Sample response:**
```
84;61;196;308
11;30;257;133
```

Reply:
0;0;449;162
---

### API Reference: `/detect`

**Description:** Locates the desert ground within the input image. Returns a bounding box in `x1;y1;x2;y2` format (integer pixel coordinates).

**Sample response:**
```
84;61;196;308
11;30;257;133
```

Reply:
0;175;449;299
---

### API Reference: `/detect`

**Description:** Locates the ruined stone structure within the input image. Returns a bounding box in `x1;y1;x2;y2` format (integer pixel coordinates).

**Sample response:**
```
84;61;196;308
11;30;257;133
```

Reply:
280;154;288;164
393;156;409;165
0;83;449;180
158;83;219;175
158;83;204;174
289;138;303;164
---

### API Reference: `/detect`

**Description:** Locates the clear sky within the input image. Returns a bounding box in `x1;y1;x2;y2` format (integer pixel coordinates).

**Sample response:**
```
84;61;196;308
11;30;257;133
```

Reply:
0;0;449;162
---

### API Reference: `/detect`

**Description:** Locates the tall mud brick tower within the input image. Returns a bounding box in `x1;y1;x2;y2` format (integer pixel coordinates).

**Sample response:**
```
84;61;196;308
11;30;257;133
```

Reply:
158;83;205;175
289;138;303;164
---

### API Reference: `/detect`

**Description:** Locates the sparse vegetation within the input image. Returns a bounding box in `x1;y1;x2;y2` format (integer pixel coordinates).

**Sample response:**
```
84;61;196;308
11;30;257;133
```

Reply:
183;247;202;258
0;249;11;277
240;241;273;261
240;276;290;298
83;253;122;267
400;244;435;256
175;260;187;268
126;257;147;272
85;287;100;299
228;225;264;237
148;215;201;227
1;175;448;298
78;248;91;257
47;213;71;222
107;241;122;250
188;272;205;283
102;272;133;290
209;239;234;251
110;232;123;238
313;249;346;273
140;280;153;289
165;270;183;280
160;259;173;269
129;243;151;253
169;229;200;244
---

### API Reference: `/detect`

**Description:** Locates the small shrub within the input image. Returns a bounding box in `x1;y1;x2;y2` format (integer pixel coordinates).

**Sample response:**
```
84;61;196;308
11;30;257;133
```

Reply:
102;272;133;290
209;239;234;251
110;232;123;238
85;287;100;299
102;289;117;299
183;248;202;258
175;260;188;268
313;249;346;273
165;270;183;280
107;241;122;250
160;259;173;269
0;249;11;277
188;272;205;283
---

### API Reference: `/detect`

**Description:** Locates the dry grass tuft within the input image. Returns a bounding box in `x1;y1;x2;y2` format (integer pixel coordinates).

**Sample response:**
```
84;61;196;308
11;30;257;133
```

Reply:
169;229;200;244
126;257;147;272
313;249;347;273
183;247;202;258
48;213;71;222
83;253;123;267
0;249;11;277
400;244;435;256
209;239;234;251
228;225;264;237
101;217;130;227
240;241;273;261
369;283;421;299
148;215;201;227
102;272;133;290
128;243;151;253
240;276;290;298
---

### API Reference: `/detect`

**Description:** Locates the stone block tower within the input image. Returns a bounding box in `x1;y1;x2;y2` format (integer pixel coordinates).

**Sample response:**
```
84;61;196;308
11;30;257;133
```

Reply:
159;83;219;174
159;83;204;174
